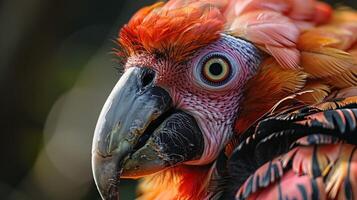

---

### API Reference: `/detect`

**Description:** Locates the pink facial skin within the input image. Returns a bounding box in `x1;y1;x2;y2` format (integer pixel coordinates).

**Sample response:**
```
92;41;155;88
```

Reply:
125;34;262;165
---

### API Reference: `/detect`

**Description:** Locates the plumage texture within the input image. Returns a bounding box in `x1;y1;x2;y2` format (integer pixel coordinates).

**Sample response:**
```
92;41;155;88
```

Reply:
234;58;307;134
115;0;357;199
118;2;225;62
228;98;357;200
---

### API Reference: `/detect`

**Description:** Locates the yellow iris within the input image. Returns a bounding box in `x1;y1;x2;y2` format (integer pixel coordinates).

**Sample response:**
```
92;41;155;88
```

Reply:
202;57;230;83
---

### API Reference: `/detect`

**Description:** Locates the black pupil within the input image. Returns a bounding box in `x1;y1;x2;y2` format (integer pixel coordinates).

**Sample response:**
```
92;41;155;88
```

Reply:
209;63;223;76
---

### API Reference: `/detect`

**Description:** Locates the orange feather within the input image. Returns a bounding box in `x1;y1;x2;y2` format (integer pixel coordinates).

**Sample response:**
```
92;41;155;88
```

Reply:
235;58;307;133
118;1;225;62
296;81;330;104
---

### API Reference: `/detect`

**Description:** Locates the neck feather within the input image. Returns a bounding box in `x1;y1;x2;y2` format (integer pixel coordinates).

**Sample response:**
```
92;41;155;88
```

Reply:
137;165;213;200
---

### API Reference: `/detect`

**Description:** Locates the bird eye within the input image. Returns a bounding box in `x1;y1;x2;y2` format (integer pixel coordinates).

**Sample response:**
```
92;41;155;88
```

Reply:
202;57;231;84
194;52;237;90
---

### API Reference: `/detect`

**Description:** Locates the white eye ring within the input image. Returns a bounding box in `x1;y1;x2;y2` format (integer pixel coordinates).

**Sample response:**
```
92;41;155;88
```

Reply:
194;52;238;90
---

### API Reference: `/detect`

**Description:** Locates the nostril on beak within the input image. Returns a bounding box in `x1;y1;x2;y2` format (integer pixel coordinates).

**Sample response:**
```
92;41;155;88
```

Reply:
141;68;156;87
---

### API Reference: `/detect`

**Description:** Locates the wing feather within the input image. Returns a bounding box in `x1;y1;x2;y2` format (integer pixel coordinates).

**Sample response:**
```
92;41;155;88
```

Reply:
222;98;357;199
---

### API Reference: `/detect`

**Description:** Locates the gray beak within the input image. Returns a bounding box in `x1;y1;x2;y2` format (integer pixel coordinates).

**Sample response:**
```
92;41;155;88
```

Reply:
91;67;204;199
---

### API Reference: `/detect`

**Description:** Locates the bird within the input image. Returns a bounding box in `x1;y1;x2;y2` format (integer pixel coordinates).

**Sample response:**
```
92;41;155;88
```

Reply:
91;0;357;199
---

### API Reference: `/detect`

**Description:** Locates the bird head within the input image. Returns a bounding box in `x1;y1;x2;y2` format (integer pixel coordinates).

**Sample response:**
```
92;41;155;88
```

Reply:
91;0;334;199
91;2;261;198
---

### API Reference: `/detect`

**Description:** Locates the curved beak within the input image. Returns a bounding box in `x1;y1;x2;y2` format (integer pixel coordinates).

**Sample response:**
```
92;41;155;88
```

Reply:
91;67;204;199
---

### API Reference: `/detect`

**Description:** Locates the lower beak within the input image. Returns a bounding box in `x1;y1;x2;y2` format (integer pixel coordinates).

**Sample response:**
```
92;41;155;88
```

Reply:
91;67;204;199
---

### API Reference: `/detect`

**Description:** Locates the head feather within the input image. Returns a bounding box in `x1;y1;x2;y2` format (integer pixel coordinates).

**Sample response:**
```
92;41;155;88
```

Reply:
118;1;225;62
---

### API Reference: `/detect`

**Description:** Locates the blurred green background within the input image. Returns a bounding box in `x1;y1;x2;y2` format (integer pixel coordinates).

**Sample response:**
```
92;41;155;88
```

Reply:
0;0;356;199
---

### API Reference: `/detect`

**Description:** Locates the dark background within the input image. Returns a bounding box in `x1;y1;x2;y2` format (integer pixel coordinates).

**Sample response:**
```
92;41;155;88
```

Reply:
0;0;355;199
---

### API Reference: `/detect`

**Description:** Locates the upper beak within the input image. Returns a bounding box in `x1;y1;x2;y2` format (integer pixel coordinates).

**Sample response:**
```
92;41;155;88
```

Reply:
91;67;204;199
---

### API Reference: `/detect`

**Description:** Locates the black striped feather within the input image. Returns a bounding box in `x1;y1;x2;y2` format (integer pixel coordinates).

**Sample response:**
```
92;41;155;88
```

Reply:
213;97;357;199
